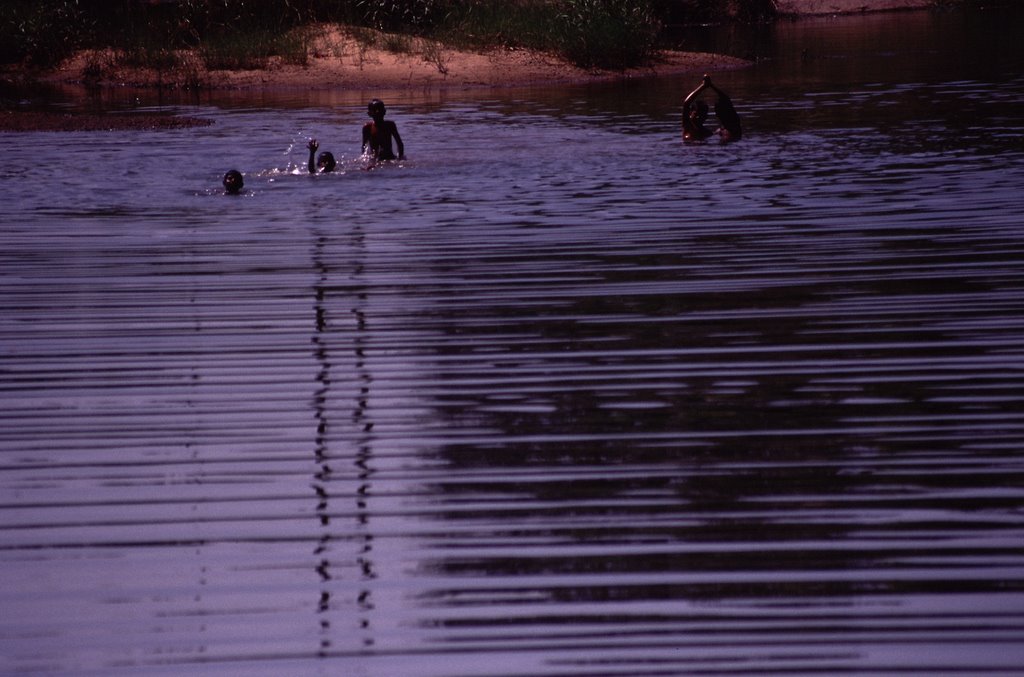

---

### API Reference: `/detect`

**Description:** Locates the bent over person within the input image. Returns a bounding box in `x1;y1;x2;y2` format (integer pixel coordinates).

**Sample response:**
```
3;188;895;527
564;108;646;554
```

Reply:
683;74;742;142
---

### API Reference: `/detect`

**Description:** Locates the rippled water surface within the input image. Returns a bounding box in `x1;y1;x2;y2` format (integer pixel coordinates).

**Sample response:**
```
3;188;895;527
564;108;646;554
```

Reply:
3;8;1024;676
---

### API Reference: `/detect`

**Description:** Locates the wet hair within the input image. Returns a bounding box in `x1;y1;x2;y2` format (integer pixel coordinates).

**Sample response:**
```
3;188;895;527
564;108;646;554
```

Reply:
368;99;386;116
223;169;244;194
317;151;336;172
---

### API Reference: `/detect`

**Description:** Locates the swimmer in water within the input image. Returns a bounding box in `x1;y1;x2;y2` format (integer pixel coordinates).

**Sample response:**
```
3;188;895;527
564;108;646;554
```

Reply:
362;99;404;162
683;74;742;143
223;169;244;194
307;139;336;173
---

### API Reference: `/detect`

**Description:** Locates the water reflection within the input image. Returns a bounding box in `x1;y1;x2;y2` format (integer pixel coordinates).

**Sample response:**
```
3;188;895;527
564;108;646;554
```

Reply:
309;223;380;656
311;229;334;655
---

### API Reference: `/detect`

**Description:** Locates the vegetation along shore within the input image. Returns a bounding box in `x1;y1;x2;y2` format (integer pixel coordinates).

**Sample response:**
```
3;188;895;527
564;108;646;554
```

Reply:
0;0;995;131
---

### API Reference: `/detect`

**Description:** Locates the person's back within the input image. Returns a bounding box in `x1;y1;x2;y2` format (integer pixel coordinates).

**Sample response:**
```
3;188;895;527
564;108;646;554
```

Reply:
714;93;742;142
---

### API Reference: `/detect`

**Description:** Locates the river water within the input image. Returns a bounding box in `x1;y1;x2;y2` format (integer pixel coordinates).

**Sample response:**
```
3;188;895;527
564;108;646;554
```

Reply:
2;6;1024;676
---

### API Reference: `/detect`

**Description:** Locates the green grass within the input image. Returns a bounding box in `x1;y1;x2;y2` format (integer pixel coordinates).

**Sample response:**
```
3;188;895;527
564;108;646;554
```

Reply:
199;26;316;70
553;0;662;69
0;0;90;68
436;0;659;69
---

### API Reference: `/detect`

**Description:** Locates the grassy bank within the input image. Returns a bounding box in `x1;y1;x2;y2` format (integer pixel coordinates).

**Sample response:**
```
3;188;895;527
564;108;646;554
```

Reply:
2;0;987;79
1;0;774;76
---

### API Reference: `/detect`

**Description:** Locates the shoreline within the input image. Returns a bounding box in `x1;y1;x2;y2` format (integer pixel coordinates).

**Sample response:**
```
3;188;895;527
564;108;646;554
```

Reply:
28;41;752;93
2;37;750;132
1;1;944;132
21;0;939;93
774;0;933;14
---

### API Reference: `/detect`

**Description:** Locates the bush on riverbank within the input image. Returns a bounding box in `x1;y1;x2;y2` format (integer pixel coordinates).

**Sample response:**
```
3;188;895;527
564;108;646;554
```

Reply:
0;0;788;73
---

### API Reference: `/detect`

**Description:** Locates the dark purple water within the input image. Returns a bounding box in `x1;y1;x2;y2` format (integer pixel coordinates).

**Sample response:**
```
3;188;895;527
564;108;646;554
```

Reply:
2;7;1023;675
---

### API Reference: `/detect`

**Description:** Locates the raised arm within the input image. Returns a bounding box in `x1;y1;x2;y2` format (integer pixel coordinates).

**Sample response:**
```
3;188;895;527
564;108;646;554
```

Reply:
704;76;742;141
683;75;711;141
307;139;319;173
683;75;709;115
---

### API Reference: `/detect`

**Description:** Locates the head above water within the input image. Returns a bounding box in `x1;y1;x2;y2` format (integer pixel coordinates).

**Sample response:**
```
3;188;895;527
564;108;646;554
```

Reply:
223;169;244;194
368;99;386;118
317;151;336;172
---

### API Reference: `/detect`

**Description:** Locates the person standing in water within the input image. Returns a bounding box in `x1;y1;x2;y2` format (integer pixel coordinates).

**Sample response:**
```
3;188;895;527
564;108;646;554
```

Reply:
307;139;336;173
683;74;742;142
362;99;404;161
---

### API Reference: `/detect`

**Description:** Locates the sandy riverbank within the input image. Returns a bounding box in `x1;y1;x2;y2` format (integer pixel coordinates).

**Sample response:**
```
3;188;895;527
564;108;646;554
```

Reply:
1;0;940;131
2;28;750;131
39;30;750;93
32;0;939;93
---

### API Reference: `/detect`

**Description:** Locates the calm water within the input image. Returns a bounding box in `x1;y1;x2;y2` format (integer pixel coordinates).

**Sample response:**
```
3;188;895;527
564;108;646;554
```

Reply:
3;7;1024;676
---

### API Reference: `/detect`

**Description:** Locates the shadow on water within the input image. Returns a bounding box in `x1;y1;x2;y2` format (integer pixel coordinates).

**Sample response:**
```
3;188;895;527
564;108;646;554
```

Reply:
310;223;380;655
